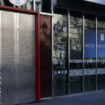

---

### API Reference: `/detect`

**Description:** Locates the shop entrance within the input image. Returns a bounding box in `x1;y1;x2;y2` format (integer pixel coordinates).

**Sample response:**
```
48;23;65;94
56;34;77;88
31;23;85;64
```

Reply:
53;10;105;96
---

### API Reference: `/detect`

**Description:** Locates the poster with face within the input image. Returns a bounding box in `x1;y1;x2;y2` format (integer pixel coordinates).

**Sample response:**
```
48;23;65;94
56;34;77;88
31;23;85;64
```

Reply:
9;0;27;6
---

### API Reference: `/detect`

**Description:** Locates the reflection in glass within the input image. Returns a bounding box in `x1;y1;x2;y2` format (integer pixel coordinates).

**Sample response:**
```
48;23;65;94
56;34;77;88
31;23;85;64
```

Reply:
84;15;96;69
97;17;105;68
84;75;96;92
42;0;51;13
0;0;52;13
35;0;41;11
70;76;83;94
0;1;2;5
21;0;34;10
70;12;83;69
84;15;96;92
97;75;105;90
2;0;13;6
70;12;83;94
53;14;68;96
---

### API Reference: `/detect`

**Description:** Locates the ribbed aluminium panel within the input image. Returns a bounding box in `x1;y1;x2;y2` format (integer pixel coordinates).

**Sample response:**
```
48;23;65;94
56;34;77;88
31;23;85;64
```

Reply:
0;10;36;105
1;10;17;105
18;13;36;103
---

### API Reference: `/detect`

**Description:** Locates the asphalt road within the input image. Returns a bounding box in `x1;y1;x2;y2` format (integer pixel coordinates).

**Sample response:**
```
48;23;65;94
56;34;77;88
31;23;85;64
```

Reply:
22;91;105;105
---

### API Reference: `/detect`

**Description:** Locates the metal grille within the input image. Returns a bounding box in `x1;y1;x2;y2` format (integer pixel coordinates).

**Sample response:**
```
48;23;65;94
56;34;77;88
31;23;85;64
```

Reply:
18;13;35;103
1;11;16;105
0;10;36;105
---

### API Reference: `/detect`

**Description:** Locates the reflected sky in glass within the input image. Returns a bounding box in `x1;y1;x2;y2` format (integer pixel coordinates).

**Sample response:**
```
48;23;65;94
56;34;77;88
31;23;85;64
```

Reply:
85;0;105;5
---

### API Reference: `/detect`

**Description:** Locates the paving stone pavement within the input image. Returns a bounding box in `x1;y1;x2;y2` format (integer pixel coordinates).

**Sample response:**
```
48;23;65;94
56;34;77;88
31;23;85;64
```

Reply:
21;91;105;105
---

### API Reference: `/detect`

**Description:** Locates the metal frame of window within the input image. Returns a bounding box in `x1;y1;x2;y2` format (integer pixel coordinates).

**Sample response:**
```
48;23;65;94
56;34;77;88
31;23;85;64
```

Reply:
96;16;98;91
83;13;85;93
67;9;70;94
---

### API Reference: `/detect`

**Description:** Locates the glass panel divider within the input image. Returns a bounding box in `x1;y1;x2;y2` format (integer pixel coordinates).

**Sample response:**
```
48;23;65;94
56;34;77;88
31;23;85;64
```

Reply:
96;16;98;91
83;13;85;93
68;9;70;94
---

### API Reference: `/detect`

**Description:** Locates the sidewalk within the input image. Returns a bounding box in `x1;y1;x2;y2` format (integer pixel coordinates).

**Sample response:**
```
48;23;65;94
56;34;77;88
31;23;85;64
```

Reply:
22;91;105;105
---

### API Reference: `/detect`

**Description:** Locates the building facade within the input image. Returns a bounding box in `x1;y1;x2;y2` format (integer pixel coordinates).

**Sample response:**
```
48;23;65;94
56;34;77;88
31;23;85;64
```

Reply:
0;0;105;105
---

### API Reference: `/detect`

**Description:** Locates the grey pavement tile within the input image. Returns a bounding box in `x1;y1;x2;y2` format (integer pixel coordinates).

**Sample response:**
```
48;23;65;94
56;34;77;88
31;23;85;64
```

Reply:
21;91;105;105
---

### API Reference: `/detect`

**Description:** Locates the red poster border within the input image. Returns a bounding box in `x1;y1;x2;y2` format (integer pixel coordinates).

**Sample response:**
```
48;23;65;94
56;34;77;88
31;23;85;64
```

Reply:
0;5;40;102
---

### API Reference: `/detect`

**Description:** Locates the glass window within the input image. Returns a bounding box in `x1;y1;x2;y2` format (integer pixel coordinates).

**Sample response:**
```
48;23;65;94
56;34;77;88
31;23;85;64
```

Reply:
40;15;52;98
21;0;34;10
21;0;51;13
84;75;96;92
42;0;51;13
70;12;83;69
2;0;13;6
53;13;68;96
97;17;105;68
84;15;96;69
70;76;83;94
35;0;41;11
0;1;2;5
69;12;83;94
84;15;96;92
97;75;105;90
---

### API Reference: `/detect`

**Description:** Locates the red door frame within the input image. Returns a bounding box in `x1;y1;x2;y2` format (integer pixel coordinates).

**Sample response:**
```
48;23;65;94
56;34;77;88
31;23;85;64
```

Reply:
0;5;40;102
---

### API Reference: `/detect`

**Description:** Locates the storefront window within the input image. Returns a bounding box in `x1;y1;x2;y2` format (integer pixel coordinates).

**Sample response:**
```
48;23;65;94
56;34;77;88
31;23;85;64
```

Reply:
84;75;96;92
21;0;34;10
42;0;51;13
84;15;96;92
69;12;83;94
1;0;13;6
97;17;105;68
0;1;2;5
97;17;105;90
97;75;105;90
53;13;68;96
84;15;96;69
70;12;83;69
70;76;83;94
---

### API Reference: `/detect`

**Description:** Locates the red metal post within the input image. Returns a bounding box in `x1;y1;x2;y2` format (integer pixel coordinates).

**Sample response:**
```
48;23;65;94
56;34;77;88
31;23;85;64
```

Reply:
36;13;40;102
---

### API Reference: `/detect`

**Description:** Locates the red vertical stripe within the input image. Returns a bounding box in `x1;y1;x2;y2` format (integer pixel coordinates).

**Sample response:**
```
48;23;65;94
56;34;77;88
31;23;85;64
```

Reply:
36;13;40;102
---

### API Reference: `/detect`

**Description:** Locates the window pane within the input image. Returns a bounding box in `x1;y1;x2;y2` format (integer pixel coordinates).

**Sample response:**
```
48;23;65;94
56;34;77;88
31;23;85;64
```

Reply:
42;0;51;13
4;0;51;13
40;15;52;98
70;12;83;70
2;0;13;6
97;17;105;68
70;76;83;94
21;0;34;10
84;75;96;92
69;12;83;94
53;13;68;96
97;75;105;90
84;15;96;69
35;0;41;11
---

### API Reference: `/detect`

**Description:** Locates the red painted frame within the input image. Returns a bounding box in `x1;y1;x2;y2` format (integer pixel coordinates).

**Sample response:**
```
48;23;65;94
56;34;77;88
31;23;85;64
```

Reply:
0;5;40;102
